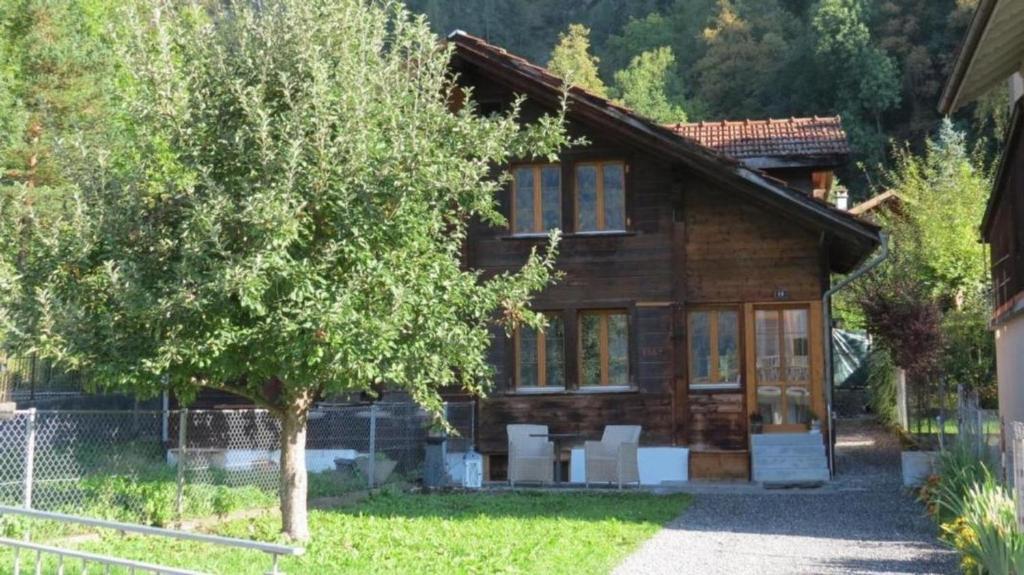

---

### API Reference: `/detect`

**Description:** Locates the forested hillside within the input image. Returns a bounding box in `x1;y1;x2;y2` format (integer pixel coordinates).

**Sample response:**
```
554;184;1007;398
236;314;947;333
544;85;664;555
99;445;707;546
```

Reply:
408;0;1003;198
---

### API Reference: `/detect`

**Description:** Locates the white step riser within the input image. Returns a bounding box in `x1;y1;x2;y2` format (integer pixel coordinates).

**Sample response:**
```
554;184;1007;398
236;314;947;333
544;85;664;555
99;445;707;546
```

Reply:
753;456;828;469
754;468;830;482
751;434;825;447
752;445;826;457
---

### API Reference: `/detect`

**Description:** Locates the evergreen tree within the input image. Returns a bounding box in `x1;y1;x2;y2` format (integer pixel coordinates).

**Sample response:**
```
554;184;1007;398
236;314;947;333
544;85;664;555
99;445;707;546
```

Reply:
547;24;608;97
613;47;687;123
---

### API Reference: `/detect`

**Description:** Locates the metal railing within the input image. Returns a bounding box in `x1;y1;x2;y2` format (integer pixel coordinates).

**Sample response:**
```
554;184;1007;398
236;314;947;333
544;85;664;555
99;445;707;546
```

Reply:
0;505;303;574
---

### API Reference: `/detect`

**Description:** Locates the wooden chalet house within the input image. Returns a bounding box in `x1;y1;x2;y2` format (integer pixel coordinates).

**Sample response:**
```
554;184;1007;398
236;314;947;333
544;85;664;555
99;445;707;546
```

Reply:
940;0;1024;435
447;31;883;482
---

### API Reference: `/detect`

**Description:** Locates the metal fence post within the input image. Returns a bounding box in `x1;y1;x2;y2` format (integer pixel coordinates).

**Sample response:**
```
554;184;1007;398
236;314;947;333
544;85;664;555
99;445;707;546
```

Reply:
176;408;187;517
22;408;37;509
161;389;170;443
368;404;377;489
977;408;985;459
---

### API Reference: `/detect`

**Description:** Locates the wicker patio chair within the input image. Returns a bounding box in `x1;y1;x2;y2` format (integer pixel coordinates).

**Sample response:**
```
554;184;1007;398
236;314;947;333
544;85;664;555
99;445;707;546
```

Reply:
507;424;554;487
585;425;641;488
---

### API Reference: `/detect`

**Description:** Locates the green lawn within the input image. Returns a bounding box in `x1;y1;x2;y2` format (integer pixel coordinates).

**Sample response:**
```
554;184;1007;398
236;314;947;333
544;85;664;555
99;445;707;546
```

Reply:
25;491;690;575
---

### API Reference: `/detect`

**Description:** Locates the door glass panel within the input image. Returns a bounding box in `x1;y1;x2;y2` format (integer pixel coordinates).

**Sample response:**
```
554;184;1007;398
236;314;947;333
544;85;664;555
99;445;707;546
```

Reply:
607;313;629;386
755;307;814;427
755;310;781;383
717;311;739;383
787;386;811;425
513;167;535;234
689;312;710;384
576;165;598;232
541;166;561;231
545;315;565;388
603;163;625;230
784;309;809;384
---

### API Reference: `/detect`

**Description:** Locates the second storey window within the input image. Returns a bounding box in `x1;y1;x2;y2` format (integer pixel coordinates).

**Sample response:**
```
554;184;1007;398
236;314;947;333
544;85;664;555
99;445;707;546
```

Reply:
689;309;740;389
576;161;626;232
512;164;561;234
515;314;565;389
579;310;630;387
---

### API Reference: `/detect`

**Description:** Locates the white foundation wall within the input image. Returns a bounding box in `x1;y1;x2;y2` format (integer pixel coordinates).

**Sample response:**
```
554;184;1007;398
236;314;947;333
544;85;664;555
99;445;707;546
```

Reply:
569;447;689;485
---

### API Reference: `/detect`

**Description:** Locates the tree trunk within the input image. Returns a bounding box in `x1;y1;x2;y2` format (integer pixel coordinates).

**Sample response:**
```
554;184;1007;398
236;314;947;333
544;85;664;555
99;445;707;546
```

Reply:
279;395;312;542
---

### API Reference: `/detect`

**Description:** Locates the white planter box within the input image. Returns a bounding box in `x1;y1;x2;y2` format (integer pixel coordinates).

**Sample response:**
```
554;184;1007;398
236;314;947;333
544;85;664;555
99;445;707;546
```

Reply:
901;451;938;487
570;447;689;485
166;448;358;473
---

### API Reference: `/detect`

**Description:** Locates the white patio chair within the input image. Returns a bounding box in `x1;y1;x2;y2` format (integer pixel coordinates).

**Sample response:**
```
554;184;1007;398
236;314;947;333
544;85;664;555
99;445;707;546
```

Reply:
507;424;554;486
585;425;641;488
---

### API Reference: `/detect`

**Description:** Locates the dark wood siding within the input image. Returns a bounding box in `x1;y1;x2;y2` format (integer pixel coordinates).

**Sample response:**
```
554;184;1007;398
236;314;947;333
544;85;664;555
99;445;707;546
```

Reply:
990;131;1024;316
684;182;822;304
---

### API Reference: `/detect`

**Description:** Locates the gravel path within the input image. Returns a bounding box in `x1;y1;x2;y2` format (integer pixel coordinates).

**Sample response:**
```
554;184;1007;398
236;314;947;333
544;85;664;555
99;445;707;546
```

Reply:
614;418;958;575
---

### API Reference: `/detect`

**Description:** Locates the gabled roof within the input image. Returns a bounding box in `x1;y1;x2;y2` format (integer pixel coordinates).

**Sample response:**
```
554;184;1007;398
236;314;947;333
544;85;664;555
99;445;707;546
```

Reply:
939;0;1024;114
667;117;849;169
446;30;881;273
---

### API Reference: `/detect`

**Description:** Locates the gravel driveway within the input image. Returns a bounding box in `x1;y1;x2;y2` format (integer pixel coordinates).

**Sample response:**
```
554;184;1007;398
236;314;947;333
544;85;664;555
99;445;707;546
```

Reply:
614;418;958;575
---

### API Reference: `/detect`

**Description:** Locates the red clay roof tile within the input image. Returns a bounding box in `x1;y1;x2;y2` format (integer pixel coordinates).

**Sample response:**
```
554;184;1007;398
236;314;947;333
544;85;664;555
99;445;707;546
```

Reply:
668;117;850;160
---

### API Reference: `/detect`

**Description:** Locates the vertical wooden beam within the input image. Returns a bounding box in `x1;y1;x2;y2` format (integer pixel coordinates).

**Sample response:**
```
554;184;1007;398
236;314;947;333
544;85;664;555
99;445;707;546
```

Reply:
709;311;720;383
599;312;609;386
532;165;542;232
565;307;579;390
809;302;826;428
743;304;756;421
537;321;547;388
671;176;688;446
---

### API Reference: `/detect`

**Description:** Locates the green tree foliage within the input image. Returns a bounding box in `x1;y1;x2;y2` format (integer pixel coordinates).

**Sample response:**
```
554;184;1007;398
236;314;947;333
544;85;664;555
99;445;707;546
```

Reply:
0;0;123;346
882;120;989;301
6;0;570;540
858;121;993;398
612;47;687;123
547;24;608;96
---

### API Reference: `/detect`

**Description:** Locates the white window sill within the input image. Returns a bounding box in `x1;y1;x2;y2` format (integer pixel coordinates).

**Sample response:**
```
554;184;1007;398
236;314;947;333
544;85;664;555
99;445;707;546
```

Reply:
512;387;566;395
507;232;554;239
508;386;637;395
571;230;628;236
690;382;742;392
575;385;635;394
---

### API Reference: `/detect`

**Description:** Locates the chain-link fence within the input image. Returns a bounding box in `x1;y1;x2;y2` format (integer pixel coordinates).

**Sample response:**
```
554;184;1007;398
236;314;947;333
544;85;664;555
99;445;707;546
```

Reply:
0;401;474;526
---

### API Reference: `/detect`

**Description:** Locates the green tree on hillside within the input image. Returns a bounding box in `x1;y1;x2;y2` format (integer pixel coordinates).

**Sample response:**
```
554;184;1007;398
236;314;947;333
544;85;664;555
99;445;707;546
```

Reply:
693;0;789;119
812;0;900;167
547;23;608;96
612;47;687;123
6;0;569;541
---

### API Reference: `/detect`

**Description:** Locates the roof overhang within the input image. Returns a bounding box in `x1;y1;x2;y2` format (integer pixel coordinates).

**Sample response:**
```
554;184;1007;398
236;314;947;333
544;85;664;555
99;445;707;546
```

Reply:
742;155;847;170
939;0;1024;114
448;31;881;273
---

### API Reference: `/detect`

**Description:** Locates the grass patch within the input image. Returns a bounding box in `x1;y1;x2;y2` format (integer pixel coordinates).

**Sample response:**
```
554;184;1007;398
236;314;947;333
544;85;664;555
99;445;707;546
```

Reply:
36;491;690;574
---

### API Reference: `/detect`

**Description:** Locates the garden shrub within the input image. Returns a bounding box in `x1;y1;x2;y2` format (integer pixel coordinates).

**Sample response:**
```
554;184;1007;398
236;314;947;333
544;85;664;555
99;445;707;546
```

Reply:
947;478;1023;575
867;347;899;428
923;442;994;524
